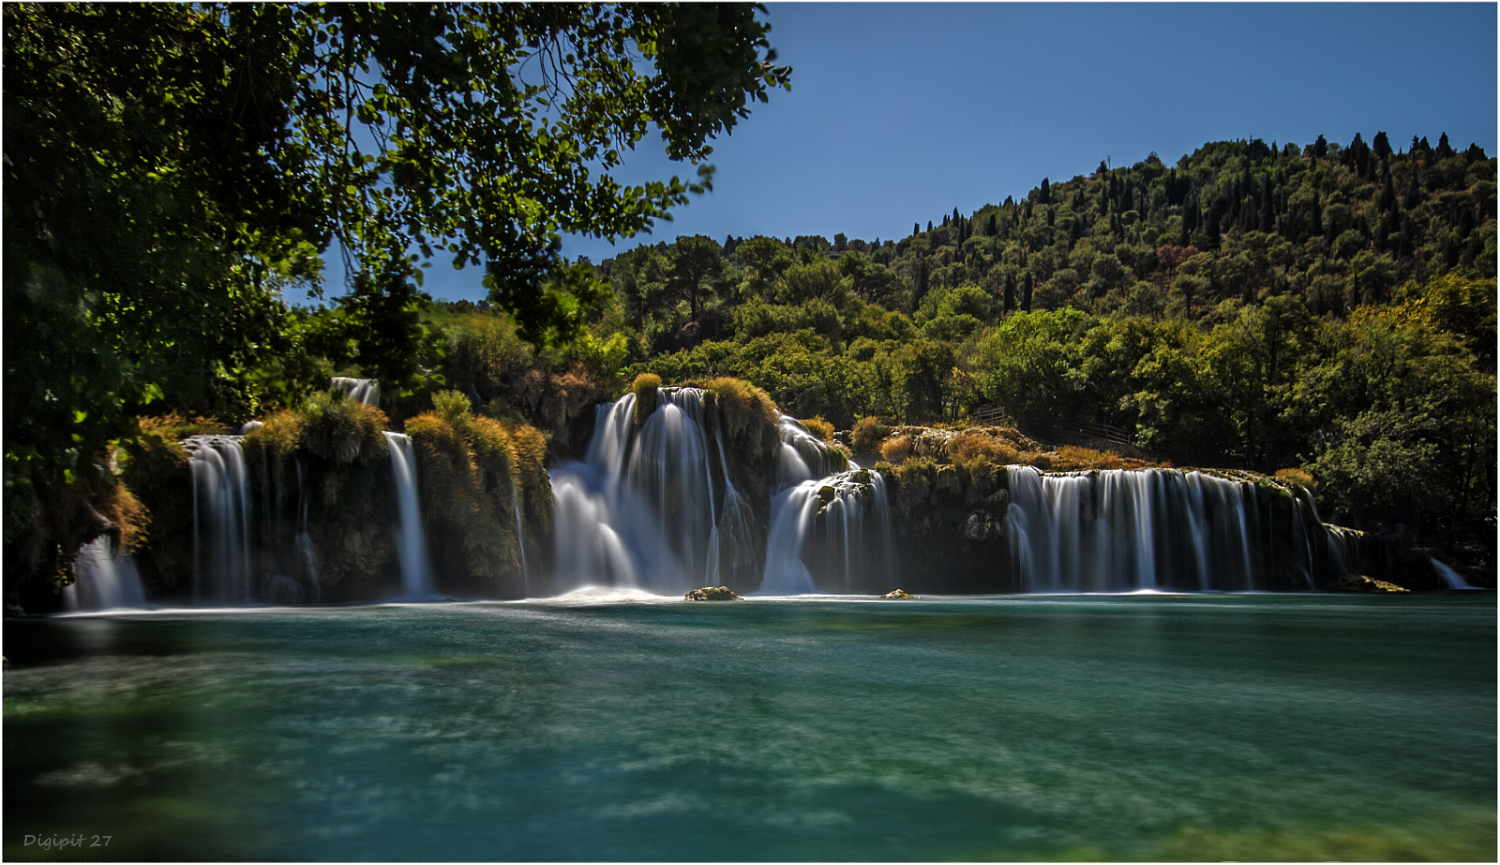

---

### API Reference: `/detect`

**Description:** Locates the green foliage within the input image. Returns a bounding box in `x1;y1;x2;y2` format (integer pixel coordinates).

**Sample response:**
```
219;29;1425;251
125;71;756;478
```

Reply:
4;3;321;546
431;390;473;429
976;309;1092;431
3;1;792;586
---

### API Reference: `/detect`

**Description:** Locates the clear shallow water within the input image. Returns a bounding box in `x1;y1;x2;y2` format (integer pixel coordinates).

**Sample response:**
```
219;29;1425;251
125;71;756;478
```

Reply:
4;593;1494;861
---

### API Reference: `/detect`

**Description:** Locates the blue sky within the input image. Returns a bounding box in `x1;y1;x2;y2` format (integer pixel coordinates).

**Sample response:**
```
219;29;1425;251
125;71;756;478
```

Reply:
315;2;1498;305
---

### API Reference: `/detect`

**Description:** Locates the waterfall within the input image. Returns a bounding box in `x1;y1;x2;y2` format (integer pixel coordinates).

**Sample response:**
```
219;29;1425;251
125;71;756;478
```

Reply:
1324;524;1358;577
549;388;729;594
187;435;254;604
759;418;892;595
1430;558;1473;589
1006;467;1266;592
331;377;379;406
761;468;891;595
65;536;147;611
777;416;830;485
384;432;435;598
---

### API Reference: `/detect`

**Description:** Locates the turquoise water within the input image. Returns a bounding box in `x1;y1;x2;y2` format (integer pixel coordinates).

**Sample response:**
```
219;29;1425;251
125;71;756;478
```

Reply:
4;593;1494;861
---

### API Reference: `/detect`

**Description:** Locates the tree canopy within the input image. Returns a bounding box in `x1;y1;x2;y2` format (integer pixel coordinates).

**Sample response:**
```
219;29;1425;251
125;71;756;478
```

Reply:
3;2;790;552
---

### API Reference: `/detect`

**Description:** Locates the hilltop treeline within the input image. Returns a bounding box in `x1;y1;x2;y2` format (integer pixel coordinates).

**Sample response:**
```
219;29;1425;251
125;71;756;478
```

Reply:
600;132;1494;355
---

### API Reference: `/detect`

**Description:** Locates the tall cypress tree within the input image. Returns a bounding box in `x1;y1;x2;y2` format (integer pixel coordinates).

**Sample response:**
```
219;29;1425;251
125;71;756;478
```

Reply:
1003;272;1015;312
1021;270;1034;312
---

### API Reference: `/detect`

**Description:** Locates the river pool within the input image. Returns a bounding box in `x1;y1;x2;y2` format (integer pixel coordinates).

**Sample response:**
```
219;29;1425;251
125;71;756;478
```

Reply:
3;592;1494;861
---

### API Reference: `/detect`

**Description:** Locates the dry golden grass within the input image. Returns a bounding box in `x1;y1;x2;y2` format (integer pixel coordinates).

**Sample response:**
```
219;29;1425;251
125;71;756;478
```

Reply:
1275;467;1316;490
1048;445;1170;472
705;377;782;462
105;485;150;554
632;373;661;426
249;410;304;460
800;416;834;444
851;416;884;455
879;434;913;463
137;413;225;438
947;430;1022;465
300;391;390;465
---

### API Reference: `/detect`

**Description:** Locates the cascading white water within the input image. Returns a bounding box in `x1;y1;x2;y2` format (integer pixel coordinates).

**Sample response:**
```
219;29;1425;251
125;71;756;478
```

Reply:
761;467;892;595
759;418;893;595
1324;524;1358;577
1006;466;1264;592
776;416;830;486
384;432;435;598
64;535;147;611
1430;558;1473;589
550;388;753;594
332;377;379;406
187;435;254;604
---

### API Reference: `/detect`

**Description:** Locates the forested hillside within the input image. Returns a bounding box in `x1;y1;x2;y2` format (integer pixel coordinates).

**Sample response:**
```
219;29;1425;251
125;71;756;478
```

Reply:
562;134;1494;535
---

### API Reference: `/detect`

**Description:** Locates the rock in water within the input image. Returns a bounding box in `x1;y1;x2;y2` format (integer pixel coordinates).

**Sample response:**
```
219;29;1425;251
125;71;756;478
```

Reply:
882;588;916;599
1331;574;1410;593
685;586;741;601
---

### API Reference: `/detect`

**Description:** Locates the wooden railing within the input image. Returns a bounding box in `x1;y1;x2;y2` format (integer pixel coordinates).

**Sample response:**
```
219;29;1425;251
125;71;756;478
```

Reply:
968;404;1008;425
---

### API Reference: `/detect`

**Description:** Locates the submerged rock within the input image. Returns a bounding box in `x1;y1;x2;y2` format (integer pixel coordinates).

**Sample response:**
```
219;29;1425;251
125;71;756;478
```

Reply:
1331;574;1410;593
685;586;741;601
881;588;916;599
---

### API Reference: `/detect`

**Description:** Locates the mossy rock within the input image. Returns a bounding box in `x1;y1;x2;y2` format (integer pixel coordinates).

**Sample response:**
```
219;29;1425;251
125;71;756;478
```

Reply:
1330;573;1410;593
685;586;741;601
881;588;917;599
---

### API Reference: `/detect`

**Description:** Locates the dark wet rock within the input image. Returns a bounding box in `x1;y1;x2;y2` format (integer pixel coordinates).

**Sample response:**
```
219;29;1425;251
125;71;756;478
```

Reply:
685;586;741;601
961;511;1007;542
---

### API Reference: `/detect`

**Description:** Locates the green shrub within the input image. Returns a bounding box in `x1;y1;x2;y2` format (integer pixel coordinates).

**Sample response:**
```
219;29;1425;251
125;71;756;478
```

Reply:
432;389;473;429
